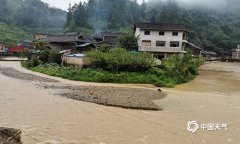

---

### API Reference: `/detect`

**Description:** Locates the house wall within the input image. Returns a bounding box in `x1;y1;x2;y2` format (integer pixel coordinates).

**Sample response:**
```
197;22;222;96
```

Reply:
232;51;240;60
50;43;76;52
34;34;47;40
0;44;6;53
135;27;186;53
62;56;90;68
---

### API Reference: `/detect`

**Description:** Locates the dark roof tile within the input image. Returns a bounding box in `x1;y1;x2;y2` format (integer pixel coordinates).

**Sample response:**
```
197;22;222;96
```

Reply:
43;35;79;43
135;22;188;32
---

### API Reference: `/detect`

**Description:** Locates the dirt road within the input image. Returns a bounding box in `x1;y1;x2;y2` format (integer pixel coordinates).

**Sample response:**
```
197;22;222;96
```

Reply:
0;61;239;144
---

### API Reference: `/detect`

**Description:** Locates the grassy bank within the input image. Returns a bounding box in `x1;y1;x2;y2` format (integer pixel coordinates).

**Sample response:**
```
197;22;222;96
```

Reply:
22;59;203;88
21;47;203;87
22;63;166;85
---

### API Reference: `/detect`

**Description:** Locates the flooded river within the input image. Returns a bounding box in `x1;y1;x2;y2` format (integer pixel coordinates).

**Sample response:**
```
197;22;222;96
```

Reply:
0;61;239;144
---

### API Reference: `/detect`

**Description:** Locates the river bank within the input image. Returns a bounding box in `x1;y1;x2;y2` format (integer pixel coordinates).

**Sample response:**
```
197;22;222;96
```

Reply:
0;65;165;111
0;127;22;144
0;61;239;144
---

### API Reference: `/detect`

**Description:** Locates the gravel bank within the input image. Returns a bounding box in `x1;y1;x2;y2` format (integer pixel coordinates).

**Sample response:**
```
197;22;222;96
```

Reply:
0;128;22;144
0;66;165;110
46;85;165;110
0;67;59;82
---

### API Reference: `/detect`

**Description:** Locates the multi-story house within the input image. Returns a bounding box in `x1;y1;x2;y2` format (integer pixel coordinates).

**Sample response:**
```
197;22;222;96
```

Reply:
134;22;190;59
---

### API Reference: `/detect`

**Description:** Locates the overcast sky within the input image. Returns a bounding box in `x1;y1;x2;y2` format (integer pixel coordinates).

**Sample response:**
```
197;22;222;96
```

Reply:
41;0;144;10
41;0;87;10
41;0;228;10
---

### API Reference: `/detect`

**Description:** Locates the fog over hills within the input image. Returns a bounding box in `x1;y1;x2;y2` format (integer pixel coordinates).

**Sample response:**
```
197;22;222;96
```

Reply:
0;0;66;34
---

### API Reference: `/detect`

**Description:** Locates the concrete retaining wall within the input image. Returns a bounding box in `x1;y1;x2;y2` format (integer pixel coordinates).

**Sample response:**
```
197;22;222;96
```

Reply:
62;56;90;68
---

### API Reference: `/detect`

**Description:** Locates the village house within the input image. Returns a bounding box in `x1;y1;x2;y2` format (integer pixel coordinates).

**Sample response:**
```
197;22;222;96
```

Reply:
219;45;240;61
0;43;6;54
42;33;95;54
9;40;34;53
185;42;203;57
202;51;218;61
134;22;202;59
232;45;240;60
94;32;121;47
34;34;48;41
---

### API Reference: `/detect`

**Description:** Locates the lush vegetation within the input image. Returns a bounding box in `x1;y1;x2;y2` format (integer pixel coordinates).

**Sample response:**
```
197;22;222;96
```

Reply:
22;47;203;88
0;22;32;47
0;0;66;34
87;47;154;72
65;0;240;51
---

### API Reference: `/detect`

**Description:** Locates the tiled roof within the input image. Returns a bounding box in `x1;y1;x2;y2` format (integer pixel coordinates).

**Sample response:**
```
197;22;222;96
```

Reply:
43;35;79;43
135;22;188;32
185;41;203;50
202;51;218;55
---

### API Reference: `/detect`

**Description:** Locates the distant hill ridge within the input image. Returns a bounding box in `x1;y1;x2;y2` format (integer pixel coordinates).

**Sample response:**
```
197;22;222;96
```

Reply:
0;0;66;35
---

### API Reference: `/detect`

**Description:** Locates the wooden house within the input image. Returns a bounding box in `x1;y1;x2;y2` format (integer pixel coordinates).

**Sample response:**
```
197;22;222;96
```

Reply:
43;33;96;54
202;51;218;61
185;41;203;57
94;32;121;47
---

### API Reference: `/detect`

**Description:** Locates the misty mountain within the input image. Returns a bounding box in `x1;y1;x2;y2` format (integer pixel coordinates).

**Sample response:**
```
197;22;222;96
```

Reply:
65;0;240;51
0;0;66;34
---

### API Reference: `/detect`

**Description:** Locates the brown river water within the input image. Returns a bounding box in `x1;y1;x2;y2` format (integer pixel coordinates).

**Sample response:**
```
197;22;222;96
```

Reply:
0;61;240;144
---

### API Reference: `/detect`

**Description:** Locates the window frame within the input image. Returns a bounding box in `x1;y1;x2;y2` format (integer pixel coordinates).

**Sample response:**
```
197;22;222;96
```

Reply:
144;30;151;35
156;41;166;47
159;31;165;36
172;32;178;36
142;40;152;46
170;41;180;47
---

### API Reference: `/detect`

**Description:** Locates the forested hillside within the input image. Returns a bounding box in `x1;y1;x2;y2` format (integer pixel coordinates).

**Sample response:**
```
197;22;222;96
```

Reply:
64;0;240;51
0;0;66;34
0;22;32;47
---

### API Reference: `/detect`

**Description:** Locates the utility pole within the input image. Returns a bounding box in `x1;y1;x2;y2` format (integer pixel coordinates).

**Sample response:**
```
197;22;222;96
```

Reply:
237;45;240;60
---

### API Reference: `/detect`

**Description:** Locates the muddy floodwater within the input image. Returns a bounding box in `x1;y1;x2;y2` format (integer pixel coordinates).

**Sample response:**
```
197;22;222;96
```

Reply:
0;61;240;144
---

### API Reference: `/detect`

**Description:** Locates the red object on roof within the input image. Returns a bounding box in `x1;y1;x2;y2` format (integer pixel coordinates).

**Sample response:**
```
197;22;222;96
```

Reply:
10;45;25;53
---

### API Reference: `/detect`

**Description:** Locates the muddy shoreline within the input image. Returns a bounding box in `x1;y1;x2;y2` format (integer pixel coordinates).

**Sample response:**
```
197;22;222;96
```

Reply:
0;67;59;82
0;128;22;144
0;66;165;110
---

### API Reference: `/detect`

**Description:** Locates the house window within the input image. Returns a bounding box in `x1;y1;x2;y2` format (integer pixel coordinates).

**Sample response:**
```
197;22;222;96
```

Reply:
156;41;165;47
159;31;165;36
144;31;150;35
142;40;151;46
170;41;180;47
172;32;178;36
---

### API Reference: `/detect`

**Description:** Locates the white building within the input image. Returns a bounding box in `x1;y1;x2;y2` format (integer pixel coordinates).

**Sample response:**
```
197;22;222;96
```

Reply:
134;23;189;59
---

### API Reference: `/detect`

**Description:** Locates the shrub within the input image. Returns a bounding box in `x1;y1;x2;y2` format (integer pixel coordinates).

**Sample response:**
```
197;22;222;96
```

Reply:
117;33;138;50
48;50;61;64
22;58;42;68
39;50;50;63
162;50;202;84
87;47;155;72
20;50;31;60
154;78;176;88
